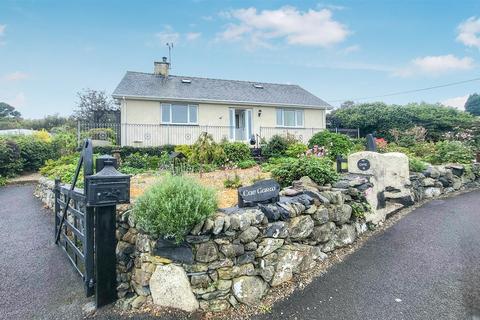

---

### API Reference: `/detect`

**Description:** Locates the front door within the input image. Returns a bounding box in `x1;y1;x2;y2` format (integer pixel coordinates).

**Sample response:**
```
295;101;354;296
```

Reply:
229;108;252;141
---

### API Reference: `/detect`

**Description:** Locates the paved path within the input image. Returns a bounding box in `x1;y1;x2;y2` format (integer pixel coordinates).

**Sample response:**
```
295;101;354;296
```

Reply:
1;184;479;320
254;190;480;320
0;184;88;320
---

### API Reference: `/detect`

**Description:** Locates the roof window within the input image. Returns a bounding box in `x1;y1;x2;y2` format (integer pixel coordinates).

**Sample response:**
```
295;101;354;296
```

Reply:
181;79;192;83
253;84;264;89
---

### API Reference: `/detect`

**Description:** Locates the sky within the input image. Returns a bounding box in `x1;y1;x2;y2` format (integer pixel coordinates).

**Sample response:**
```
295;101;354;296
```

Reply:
1;0;480;118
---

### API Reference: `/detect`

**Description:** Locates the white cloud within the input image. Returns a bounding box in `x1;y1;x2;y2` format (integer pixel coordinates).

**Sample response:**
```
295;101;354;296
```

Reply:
3;71;30;81
441;95;469;110
6;92;26;108
186;32;201;41
155;26;180;44
393;54;475;77
457;17;480;49
343;44;360;54
218;6;350;48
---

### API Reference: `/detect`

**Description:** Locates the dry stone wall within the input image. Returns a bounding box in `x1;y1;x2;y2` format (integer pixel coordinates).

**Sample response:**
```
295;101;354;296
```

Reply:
34;162;480;314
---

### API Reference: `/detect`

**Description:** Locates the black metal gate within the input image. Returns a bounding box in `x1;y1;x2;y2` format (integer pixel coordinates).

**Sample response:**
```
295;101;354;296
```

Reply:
54;139;130;307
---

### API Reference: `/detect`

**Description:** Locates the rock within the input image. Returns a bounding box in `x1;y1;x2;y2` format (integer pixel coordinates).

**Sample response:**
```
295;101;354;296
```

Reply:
237;252;255;265
131;295;147;310
312;207;329;224
452;177;462;190
223;215;231;231
220;243;244;258
238;226;260;244
116;241;135;264
218;263;255;280
202;219;215;233
424;187;442;198
82;302;96;316
229;295;239;308
421;178;436;187
258;204;281;221
333;180;350;189
293;176;320;191
232;276;268;306
425;166;440;179
321;240;335;252
334;224;356;248
311;222;336;243
329;204;352;225
213;216;225;235
355;221;368;235
304;190;330;205
208;299;231;312
202;289;229;300
135;234;151;253
153;238;194;264
244;241;258;251
190;221;204;235
283;188;302;196
195;242;218;263
149;264;199;312
258;265;275;282
271;248;306;286
190;274;212;288
288;215;314;239
319;191;344;205
230;213;251;231
438;177;451;188
185;235;211;244
208;259;234;270
216;279;232;291
264;222;289;238
256;238;285;257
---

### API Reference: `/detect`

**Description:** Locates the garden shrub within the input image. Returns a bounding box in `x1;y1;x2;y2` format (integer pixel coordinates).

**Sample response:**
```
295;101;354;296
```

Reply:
429;141;474;164
14;135;55;172
81;128;117;144
223;174;242;188
52;127;78;156
237;159;257;169
0;138;22;177
222;141;253;163
308;131;354;160
409;157;428;172
190;132;226;166
133;175;217;243
40;153;87;186
271;157;338;187
0;175;7;187
285;143;308;158
174;144;194;159
262;135;289;158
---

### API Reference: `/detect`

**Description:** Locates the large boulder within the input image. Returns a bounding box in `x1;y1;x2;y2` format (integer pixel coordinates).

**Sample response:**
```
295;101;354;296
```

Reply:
232;276;268;306
329;204;352;225
311;222;336;243
149;264;199;312
288;215;314;239
334;224;356;248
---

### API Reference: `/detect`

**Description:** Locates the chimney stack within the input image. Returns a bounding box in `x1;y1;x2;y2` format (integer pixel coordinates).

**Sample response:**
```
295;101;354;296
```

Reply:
154;57;170;77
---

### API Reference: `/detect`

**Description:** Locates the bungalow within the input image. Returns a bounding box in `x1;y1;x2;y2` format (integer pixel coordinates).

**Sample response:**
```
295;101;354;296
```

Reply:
112;58;332;146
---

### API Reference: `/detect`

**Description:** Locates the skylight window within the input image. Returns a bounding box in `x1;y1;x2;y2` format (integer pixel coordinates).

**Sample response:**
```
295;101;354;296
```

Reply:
181;79;192;83
253;84;264;89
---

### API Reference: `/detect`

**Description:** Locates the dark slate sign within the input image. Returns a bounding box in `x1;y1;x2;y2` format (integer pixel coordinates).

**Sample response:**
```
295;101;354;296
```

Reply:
238;179;280;208
357;158;371;171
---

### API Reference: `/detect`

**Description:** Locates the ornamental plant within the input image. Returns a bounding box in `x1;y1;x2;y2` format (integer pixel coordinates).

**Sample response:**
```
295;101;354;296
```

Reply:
429;141;474;164
262;135;289;158
133;175;217;243
308;131;354;160
271;156;338;187
222;141;253;163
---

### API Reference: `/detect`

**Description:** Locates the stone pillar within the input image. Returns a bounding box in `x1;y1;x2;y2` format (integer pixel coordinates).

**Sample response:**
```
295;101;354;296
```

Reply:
348;151;413;224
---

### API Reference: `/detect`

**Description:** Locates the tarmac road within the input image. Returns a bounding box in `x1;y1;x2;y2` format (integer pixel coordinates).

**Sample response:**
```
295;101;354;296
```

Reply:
1;184;479;320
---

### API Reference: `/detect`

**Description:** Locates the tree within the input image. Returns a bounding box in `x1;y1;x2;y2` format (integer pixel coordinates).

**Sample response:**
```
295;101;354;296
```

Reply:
73;89;118;122
0;102;22;119
340;100;355;108
464;93;480;116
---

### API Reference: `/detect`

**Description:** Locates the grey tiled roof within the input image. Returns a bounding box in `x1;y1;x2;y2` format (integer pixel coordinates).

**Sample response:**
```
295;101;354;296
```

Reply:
112;71;331;109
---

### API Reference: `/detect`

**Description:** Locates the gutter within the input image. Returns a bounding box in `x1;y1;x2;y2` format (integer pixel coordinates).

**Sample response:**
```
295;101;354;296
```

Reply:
111;94;333;110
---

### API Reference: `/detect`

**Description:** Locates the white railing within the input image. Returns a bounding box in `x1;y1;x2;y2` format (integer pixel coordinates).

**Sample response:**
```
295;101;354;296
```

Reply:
259;127;324;144
121;124;231;146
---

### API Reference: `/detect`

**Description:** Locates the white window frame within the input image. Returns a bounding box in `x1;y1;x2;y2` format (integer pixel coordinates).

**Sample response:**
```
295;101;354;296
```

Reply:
161;103;199;125
276;108;304;128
